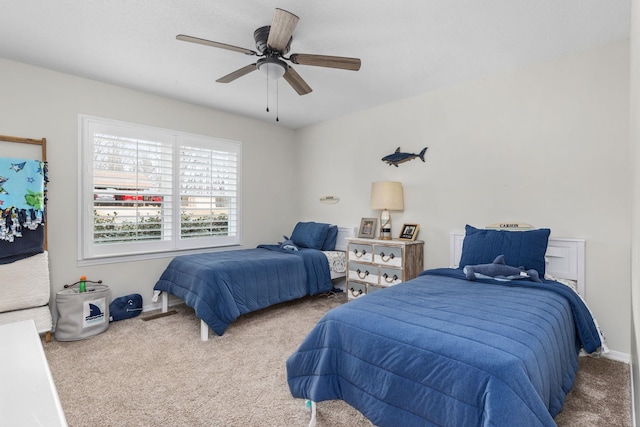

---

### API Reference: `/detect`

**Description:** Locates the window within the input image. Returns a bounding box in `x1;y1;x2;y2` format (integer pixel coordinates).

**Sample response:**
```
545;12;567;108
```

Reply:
79;115;241;262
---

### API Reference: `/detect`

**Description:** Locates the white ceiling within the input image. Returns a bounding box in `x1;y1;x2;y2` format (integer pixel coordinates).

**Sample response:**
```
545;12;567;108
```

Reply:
0;1;631;129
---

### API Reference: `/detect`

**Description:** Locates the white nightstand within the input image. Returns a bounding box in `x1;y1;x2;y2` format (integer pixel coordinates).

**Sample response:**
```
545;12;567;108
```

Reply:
346;238;424;301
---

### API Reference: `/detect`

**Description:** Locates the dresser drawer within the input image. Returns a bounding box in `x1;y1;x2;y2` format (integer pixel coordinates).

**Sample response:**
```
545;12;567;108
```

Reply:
346;238;424;305
348;261;378;285
380;267;403;286
367;284;385;294
348;243;374;263
348;282;367;300
374;246;403;268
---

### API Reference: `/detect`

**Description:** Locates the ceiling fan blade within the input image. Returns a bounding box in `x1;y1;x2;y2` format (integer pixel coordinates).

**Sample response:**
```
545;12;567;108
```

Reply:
289;53;361;71
216;64;258;83
267;8;299;52
177;34;257;56
283;66;312;95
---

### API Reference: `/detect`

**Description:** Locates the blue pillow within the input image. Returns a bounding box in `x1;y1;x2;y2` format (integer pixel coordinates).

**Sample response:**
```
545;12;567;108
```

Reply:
290;222;331;250
459;225;550;276
322;225;338;251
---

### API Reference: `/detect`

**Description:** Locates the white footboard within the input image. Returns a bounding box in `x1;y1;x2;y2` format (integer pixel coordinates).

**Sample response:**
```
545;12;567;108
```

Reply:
160;291;210;341
200;320;209;341
307;400;317;427
161;291;169;312
160;292;209;341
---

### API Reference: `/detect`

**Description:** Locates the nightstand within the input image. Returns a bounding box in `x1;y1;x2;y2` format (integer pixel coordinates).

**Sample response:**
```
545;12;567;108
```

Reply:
346;238;424;301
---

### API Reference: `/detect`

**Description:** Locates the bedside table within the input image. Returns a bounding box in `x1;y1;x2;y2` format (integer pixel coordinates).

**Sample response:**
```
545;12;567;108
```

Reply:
346;238;424;301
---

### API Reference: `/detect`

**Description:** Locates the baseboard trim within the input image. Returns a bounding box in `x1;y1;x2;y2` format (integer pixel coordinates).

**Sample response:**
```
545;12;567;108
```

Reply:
603;349;631;363
143;294;183;313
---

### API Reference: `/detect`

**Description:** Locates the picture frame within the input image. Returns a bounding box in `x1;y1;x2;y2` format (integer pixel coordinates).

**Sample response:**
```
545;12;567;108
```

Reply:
398;223;420;241
358;218;377;239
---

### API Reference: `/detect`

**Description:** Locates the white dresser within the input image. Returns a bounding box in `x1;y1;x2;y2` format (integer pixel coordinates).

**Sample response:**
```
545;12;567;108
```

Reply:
346;238;424;301
0;320;67;426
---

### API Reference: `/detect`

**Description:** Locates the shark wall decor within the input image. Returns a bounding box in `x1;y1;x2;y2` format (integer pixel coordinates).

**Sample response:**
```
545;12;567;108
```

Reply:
382;147;428;167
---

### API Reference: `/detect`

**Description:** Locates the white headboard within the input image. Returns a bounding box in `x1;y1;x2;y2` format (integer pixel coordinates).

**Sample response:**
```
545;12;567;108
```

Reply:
449;232;586;297
335;226;357;252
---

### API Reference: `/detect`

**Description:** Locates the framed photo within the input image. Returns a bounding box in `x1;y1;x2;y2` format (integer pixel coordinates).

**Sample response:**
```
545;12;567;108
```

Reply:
358;218;377;239
399;224;420;241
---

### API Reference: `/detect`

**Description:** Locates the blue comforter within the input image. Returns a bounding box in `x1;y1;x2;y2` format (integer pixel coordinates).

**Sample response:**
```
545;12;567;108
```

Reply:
287;268;602;427
153;245;331;336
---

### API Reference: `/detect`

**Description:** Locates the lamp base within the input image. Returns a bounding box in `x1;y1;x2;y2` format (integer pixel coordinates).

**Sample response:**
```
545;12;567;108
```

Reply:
379;211;392;240
379;227;392;240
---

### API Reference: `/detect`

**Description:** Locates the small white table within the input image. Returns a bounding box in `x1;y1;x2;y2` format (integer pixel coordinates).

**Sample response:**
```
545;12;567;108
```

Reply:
0;320;67;426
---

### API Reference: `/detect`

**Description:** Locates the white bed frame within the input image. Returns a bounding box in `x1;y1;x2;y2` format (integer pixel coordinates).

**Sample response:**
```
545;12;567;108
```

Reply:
330;226;356;279
335;226;356;252
449;232;586;297
160;226;357;341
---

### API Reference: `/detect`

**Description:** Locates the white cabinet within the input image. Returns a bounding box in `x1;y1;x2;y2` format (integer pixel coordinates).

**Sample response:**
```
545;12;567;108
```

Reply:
0;320;67;426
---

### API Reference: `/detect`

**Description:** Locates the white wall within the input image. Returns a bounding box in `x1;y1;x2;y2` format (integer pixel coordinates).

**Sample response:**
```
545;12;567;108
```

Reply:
295;42;631;355
629;0;640;423
0;42;632;356
0;58;298;313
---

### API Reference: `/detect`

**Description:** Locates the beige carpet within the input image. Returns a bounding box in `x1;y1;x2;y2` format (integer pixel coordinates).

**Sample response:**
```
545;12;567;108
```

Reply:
44;293;631;426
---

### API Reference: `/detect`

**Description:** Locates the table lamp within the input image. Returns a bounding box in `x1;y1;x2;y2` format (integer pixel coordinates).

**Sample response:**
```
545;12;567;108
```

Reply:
370;181;404;240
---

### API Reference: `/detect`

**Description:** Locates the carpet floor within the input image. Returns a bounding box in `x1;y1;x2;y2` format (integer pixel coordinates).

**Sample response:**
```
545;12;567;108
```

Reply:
44;292;631;426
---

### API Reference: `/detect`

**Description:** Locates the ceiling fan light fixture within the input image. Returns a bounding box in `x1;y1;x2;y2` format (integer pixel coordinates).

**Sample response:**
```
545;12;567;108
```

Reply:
177;8;360;96
257;57;287;79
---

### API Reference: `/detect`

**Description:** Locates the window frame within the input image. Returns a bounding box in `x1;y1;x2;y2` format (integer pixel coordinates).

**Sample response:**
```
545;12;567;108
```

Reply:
78;114;242;265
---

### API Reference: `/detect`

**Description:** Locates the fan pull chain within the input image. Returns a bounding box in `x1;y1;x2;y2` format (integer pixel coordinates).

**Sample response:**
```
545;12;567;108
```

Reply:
276;80;279;122
266;74;270;113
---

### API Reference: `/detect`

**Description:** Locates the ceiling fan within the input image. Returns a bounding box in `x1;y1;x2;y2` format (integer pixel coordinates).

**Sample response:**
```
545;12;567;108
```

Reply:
176;8;361;95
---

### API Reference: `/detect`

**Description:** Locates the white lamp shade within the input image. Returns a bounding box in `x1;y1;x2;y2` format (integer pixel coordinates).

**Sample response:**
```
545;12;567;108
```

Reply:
371;181;404;211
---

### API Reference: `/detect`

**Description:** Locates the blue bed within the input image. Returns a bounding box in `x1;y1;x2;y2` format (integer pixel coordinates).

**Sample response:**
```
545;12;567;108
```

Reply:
153;222;350;340
153;245;332;337
286;268;602;426
288;223;602;426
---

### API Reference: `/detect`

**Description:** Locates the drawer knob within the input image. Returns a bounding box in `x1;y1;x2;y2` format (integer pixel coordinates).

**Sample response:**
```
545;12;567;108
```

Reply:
353;249;367;258
383;273;399;283
380;252;395;262
356;269;369;279
350;288;363;297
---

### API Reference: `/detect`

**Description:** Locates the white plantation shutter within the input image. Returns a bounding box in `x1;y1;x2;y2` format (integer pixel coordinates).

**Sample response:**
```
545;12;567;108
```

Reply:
80;115;241;261
179;145;238;239
92;133;173;245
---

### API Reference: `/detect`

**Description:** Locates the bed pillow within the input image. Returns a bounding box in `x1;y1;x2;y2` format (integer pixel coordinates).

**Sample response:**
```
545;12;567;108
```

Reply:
459;224;550;276
322;225;339;251
290;222;331;250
